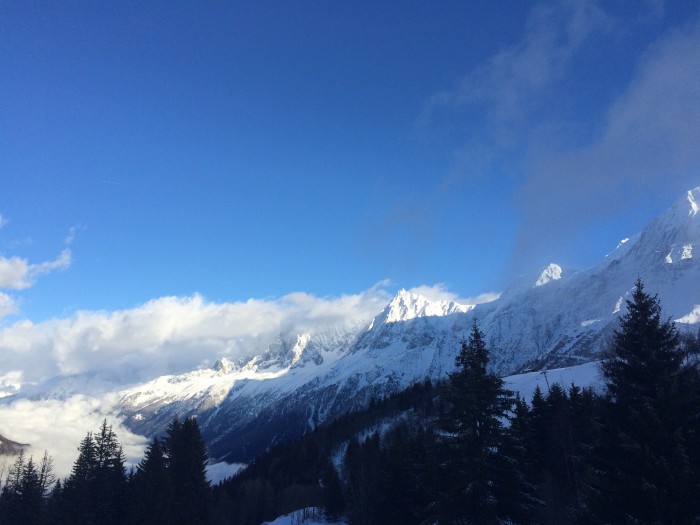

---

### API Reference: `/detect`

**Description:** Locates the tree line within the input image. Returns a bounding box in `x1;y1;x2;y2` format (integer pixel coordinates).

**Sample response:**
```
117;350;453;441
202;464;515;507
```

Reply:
3;279;700;524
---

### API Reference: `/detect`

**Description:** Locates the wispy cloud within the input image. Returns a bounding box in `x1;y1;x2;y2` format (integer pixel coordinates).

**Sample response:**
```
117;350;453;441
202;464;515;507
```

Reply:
408;284;500;305
0;249;72;291
0;218;74;322
422;0;613;146
516;12;700;263
417;1;700;272
64;225;83;246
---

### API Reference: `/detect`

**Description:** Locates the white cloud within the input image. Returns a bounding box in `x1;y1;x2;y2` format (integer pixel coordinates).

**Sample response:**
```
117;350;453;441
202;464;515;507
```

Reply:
0;256;32;290
407;284;460;303
0;293;18;319
464;292;502;305
0;215;7;229
0;370;22;398
0;285;392;388
408;284;501;305
0;249;72;291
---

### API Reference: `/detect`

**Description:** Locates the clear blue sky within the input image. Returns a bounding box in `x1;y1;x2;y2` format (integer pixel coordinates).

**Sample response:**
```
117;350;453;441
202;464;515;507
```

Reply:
1;0;699;321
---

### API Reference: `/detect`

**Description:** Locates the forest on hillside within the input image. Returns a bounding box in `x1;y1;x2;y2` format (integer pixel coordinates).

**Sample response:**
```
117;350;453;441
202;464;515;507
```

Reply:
2;280;700;525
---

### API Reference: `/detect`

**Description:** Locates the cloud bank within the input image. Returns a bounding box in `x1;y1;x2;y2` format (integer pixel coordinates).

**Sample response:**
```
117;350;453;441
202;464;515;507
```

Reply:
0;282;471;478
0;285;393;391
0;395;147;479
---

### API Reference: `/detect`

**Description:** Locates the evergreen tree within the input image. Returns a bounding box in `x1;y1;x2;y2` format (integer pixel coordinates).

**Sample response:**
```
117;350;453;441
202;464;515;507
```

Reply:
164;417;211;525
591;279;700;523
130;437;172;525
18;456;42;525
44;479;63;525
0;450;25;524
439;322;519;524
500;394;537;524
93;420;127;525
0;451;53;525
320;458;344;521
343;433;382;524
62;432;97;524
62;421;127;525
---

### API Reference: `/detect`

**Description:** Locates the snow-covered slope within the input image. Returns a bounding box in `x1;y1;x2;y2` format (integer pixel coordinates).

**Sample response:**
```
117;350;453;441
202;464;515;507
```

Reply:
3;187;700;466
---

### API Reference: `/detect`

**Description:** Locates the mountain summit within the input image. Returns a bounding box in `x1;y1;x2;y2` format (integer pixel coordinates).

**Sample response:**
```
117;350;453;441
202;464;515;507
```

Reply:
370;289;472;328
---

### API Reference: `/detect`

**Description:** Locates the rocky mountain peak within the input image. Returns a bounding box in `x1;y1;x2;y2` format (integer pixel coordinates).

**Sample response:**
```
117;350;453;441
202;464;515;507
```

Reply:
370;289;471;328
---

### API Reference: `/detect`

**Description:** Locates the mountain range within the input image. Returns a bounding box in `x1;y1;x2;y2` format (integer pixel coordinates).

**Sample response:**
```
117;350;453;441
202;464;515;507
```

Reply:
3;187;700;466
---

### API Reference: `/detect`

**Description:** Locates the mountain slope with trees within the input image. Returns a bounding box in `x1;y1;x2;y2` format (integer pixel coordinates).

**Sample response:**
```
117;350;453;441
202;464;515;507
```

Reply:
2;280;700;524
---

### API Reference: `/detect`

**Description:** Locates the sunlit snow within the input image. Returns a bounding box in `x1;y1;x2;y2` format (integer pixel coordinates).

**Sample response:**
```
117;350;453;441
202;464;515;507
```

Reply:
535;263;563;287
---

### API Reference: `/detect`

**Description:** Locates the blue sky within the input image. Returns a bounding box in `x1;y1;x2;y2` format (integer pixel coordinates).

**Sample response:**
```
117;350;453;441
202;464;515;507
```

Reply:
1;0;699;322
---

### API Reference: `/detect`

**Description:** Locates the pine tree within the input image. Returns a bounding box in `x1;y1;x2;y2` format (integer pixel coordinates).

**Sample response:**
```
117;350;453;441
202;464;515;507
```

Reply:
45;479;63;525
93;420;127;525
343;433;382;524
439;322;519;524
62;432;97;524
591;279;700;523
0;450;25;524
320;458;344;521
500;394;537;524
18;456;42;525
62;421;127;525
164;417;211;525
0;451;53;525
130;437;172;525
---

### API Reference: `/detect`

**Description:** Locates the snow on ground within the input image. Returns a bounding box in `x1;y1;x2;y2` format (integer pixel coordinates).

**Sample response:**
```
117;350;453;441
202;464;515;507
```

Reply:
504;361;603;402
206;461;246;484
263;507;346;525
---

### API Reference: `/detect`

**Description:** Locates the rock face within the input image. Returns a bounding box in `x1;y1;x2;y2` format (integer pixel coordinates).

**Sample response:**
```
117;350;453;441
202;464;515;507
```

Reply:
109;187;700;462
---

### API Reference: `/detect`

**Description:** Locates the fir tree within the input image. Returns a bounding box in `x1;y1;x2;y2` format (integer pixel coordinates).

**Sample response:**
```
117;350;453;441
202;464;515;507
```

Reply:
164;417;211;525
62;421;127;525
591;279;700;523
93;420;127;525
320;458;344;521
0;450;54;525
130;437;172;525
0;450;25;524
18;456;42;525
439;321;519;524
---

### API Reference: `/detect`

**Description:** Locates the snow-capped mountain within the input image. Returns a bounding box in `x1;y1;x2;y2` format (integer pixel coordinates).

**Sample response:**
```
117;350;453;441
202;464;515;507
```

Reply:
112;189;700;462
3;187;700;465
